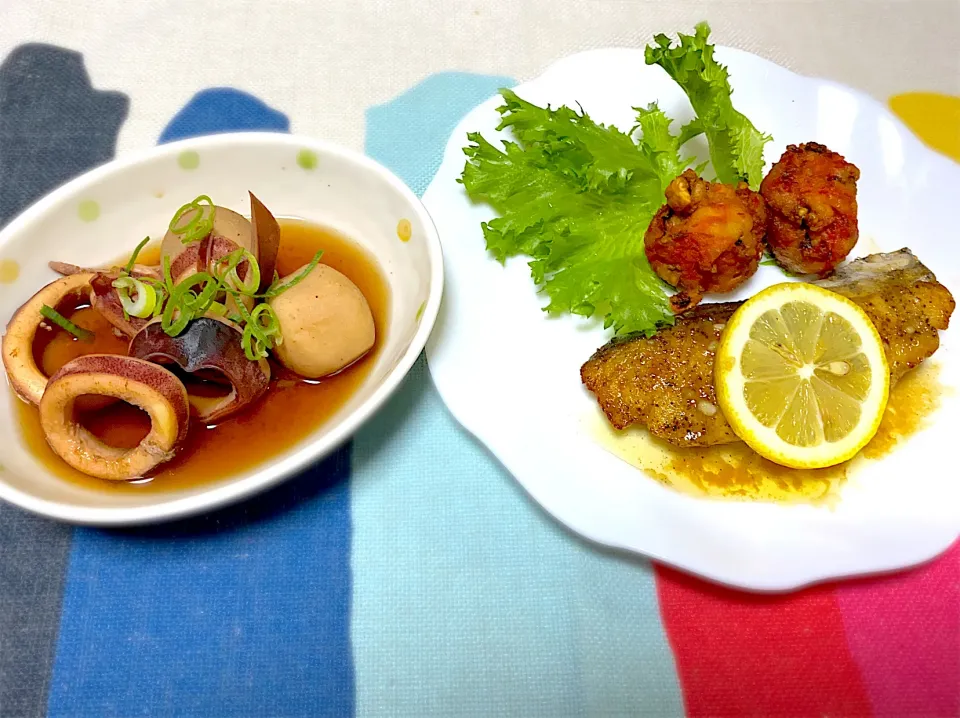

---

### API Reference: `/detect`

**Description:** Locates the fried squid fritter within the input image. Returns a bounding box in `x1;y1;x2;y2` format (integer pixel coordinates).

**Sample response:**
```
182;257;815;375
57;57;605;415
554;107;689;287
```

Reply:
644;170;767;313
760;142;860;276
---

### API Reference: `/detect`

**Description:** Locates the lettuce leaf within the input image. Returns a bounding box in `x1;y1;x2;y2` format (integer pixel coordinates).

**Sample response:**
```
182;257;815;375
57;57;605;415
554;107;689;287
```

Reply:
645;22;771;188
461;92;680;335
459;24;773;337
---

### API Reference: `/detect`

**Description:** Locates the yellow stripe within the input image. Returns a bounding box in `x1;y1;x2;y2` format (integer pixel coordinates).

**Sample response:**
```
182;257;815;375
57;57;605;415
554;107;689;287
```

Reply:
888;92;960;162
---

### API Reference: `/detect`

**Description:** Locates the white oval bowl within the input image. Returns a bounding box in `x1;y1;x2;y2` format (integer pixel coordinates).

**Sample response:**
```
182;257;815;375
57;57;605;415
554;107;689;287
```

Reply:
0;132;443;525
423;47;960;591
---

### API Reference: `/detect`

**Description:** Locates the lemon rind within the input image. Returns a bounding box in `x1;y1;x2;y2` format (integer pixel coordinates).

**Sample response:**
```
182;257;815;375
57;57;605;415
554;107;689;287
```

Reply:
715;283;890;470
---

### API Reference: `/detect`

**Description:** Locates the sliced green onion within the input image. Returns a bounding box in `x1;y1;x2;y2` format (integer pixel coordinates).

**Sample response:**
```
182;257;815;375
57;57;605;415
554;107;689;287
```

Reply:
138;276;165;289
260;250;323;298
212;250;243;293
162;254;175;294
168;195;216;245
206;301;228;317
193;273;220;315
251;303;280;338
237;303;282;360
152;286;167;318
214;248;261;296
229;292;268;361
138;277;168;318
254;303;282;347
241;325;267;361
112;276;157;319
40;304;94;342
227;250;260;294
161;271;218;336
161;299;189;337
144;211;296;359
123;236;152;275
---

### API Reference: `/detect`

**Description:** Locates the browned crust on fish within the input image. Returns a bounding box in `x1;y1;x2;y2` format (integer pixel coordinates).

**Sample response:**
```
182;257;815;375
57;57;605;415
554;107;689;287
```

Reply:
581;249;955;447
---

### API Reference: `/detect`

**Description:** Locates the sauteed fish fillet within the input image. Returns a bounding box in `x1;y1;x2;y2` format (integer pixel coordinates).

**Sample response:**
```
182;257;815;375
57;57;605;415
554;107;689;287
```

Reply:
581;250;955;447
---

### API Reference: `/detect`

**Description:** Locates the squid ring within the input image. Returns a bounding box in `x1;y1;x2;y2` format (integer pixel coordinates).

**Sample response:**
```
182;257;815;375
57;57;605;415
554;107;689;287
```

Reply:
1;272;95;405
39;355;190;481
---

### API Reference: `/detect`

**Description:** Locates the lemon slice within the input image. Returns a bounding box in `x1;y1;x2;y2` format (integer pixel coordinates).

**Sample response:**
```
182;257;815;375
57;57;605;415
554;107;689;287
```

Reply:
715;283;889;469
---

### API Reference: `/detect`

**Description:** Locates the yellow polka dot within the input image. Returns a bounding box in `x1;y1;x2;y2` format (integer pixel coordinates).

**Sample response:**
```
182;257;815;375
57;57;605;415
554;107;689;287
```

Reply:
178;150;200;170
297;149;318;170
0;259;20;284
889;92;960;163
78;200;100;222
397;218;412;242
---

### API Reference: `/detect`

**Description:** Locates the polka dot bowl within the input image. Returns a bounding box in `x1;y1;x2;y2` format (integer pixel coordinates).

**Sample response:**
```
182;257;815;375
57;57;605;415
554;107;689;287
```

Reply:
0;132;443;525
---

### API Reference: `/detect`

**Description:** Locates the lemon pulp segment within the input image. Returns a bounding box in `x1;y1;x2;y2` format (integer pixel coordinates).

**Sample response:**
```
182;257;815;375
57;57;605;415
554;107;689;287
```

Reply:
715;283;889;469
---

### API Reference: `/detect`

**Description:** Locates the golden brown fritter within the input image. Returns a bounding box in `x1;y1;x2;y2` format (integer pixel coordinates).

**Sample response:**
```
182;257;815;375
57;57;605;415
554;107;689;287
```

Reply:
760;142;860;276
644;170;767;313
581;250;955;447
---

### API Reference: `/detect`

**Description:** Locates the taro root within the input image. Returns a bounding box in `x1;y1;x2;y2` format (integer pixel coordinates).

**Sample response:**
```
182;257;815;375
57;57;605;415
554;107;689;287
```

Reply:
39;354;190;480
268;264;375;378
2;272;95;405
129;317;270;423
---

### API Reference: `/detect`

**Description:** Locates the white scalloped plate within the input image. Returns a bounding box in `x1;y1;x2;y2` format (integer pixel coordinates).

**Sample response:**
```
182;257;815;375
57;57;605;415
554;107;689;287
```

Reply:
423;47;960;591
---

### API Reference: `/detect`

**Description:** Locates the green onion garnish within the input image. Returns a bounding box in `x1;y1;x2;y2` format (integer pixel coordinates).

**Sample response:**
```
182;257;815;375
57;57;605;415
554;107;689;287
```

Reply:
207;301;228;317
123;236;152;275
161;271;219;336
137;276;168;318
40;304;94;342
146;204;311;361
168;195;216;245
259;250;323;298
214;248;260;296
112;276;158;319
152;286;167;318
162;254;175;294
228;250;260;294
237;302;281;361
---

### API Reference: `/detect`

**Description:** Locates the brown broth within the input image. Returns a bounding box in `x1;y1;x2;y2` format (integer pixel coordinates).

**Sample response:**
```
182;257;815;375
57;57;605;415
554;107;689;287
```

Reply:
15;219;389;492
594;362;945;503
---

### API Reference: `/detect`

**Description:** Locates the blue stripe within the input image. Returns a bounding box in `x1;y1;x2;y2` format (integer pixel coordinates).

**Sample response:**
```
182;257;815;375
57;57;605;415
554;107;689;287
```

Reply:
0;43;128;718
47;89;355;718
351;73;685;717
158;88;289;142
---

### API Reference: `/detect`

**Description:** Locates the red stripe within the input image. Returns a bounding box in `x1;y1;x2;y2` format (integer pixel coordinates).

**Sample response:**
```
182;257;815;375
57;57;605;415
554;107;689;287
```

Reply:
836;540;960;717
656;565;873;717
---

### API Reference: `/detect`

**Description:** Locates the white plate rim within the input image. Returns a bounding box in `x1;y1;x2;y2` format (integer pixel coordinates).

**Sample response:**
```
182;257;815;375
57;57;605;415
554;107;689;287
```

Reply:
422;45;960;591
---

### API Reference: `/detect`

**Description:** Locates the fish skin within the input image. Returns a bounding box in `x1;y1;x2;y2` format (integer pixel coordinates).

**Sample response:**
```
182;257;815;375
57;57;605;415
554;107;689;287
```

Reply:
580;249;955;447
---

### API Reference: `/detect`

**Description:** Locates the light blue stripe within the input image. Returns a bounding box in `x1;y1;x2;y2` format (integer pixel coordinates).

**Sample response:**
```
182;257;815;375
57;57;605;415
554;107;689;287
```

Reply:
352;72;685;717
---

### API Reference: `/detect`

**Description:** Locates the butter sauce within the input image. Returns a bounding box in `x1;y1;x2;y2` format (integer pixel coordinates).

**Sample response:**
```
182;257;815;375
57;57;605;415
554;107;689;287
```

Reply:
591;362;944;503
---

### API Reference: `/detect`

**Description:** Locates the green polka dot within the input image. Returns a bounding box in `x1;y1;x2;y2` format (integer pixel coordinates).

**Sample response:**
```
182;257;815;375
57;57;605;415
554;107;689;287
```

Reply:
178;150;200;170
415;301;426;323
297;149;318;170
78;200;100;222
